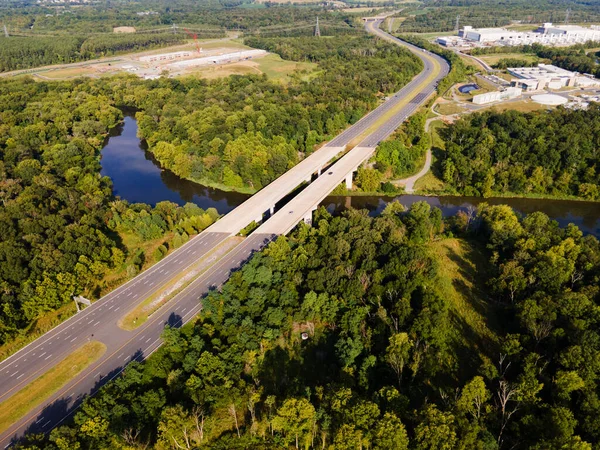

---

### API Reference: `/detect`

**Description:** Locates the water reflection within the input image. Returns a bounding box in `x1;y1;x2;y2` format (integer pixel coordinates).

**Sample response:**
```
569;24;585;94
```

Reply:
100;114;600;237
100;116;248;213
323;195;600;237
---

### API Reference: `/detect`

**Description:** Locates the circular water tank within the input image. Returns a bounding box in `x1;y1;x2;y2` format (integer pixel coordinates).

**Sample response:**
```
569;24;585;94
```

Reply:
531;94;568;106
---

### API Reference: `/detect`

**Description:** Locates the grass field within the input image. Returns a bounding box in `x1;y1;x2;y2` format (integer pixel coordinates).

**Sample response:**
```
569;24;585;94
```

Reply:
435;101;467;115
485;99;551;113
428;238;501;368
184;54;317;83
478;53;539;65
0;341;106;434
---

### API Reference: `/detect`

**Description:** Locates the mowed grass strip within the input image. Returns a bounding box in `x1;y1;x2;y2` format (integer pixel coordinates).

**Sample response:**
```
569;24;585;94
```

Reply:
119;236;243;331
0;341;106;434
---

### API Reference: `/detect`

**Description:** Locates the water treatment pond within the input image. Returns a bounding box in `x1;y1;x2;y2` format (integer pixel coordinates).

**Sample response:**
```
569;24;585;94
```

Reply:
100;114;600;237
458;84;479;93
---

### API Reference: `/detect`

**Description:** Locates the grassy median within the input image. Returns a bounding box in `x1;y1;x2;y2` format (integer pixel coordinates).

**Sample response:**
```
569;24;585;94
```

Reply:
0;341;106;434
119;236;243;331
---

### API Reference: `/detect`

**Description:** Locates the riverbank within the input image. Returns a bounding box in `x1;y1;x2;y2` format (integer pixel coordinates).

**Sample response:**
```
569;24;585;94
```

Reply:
99;114;600;238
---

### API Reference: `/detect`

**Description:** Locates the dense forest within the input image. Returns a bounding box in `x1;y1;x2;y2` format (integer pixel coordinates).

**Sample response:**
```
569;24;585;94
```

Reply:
397;0;600;32
0;77;219;347
127;35;421;192
1;2;355;35
440;107;600;199
0;33;191;73
15;203;599;449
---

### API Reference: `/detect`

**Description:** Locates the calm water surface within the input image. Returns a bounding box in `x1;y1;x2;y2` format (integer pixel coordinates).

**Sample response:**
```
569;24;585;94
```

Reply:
101;115;600;237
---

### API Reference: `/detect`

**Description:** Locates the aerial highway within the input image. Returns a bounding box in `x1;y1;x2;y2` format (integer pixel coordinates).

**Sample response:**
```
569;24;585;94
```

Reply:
0;19;449;448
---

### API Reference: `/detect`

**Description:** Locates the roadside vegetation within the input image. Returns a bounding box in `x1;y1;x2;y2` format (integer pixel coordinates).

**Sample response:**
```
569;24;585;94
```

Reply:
18;204;599;449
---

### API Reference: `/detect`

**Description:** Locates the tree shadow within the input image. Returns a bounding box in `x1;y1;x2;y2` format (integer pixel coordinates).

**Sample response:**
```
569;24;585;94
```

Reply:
166;311;183;328
8;350;147;448
430;146;445;180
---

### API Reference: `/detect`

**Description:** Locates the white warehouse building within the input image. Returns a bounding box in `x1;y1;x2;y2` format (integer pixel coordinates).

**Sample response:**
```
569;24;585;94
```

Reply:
457;23;600;46
472;87;522;105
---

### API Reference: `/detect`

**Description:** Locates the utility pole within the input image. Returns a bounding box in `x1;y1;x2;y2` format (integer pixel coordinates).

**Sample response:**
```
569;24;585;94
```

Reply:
314;16;321;37
565;8;570;25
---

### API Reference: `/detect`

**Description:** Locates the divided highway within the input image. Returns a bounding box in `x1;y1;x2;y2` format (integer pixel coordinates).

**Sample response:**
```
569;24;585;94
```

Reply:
0;19;449;448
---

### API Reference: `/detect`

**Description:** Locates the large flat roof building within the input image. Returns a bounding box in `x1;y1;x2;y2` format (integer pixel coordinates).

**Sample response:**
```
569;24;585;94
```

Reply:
508;64;600;90
457;22;600;46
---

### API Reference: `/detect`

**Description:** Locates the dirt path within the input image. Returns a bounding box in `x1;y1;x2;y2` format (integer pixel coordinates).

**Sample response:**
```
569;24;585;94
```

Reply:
393;117;438;193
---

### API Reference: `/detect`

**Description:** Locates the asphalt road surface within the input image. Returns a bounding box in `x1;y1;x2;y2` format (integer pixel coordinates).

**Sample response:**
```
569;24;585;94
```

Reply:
0;20;449;448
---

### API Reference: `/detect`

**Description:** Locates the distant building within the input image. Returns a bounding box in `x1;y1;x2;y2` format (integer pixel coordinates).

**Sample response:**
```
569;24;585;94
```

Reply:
456;22;600;47
507;64;600;90
139;51;192;63
113;26;136;33
167;50;267;69
459;26;522;43
472;87;522;105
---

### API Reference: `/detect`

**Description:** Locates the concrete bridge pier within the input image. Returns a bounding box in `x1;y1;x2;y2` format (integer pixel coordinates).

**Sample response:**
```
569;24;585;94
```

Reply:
303;206;318;226
345;172;353;190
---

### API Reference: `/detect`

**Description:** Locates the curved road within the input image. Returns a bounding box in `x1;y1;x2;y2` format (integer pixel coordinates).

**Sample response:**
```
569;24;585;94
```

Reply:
0;20;449;448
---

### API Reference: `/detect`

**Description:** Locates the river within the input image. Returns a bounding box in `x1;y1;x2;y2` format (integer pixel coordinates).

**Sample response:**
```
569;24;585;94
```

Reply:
100;114;600;237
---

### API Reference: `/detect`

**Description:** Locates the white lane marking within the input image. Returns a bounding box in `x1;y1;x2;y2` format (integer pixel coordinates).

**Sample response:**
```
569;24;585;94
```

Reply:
42;420;51;428
10;371;18;377
142;280;148;285
181;308;187;313
127;292;132;297
17;373;24;379
140;335;145;340
148;282;154;287
44;354;52;360
35;417;45;424
95;372;101;378
108;305;114;310
158;269;164;274
64;335;72;340
94;321;100;326
70;337;77;343
192;251;198;255
118;353;123;358
123;356;129;361
38;352;46;358
67;392;74;399
146;338;152;343
114;307;120;312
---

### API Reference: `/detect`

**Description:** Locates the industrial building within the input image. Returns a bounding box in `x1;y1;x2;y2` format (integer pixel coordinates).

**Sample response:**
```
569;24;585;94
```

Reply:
167;49;267;69
139;51;192;63
459;26;521;43
446;22;600;47
507;64;600;90
472;87;522;105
